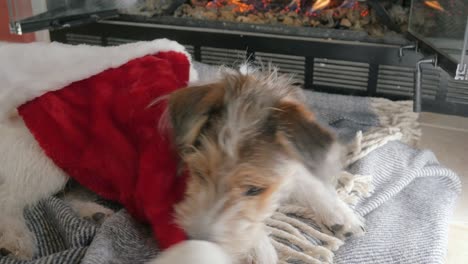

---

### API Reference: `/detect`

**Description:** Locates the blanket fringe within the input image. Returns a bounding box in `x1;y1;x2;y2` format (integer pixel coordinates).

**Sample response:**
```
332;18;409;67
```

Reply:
345;127;402;167
267;113;420;263
370;98;421;146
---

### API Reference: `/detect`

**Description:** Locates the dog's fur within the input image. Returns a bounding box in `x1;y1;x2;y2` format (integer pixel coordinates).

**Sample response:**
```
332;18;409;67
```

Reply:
0;69;364;263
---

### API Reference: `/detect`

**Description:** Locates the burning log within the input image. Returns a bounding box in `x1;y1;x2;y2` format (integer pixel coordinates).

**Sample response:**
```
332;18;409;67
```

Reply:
340;18;351;28
172;0;409;37
311;0;330;13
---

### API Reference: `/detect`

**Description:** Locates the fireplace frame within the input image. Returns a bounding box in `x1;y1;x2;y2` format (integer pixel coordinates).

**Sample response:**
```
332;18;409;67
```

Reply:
48;17;468;117
51;19;421;98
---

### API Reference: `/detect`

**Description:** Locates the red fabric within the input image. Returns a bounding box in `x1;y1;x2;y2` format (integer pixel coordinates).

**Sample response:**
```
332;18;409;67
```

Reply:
18;51;190;250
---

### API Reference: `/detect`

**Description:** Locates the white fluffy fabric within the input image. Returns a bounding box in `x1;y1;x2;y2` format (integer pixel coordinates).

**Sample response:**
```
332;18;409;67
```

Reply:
0;39;198;122
0;39;197;259
147;240;232;264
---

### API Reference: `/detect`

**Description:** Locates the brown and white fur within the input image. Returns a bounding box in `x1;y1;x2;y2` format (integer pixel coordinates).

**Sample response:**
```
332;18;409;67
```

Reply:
165;68;365;263
0;68;364;263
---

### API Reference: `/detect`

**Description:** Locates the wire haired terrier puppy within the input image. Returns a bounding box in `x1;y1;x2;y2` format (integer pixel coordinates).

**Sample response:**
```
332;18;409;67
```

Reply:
0;67;364;263
168;68;365;263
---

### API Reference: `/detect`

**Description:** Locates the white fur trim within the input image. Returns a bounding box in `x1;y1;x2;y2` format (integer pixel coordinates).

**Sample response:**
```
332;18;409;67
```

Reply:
0;39;198;122
146;240;232;264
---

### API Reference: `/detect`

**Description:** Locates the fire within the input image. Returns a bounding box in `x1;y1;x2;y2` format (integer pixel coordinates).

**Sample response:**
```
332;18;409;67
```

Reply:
310;0;330;13
206;0;253;13
229;0;254;12
424;1;445;11
360;9;369;17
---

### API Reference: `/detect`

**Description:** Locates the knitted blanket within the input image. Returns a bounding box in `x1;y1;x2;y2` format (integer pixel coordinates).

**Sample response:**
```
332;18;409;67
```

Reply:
0;60;461;264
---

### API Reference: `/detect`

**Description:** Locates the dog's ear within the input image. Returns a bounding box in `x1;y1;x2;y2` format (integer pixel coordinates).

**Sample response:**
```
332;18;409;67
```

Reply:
273;100;343;180
168;83;225;151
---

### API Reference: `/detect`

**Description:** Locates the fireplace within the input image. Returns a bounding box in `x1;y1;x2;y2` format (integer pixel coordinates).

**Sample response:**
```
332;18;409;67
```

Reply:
6;0;468;116
116;0;411;44
171;0;408;38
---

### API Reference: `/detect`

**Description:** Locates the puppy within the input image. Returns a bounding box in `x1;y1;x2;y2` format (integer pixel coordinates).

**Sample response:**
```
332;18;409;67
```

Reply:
167;69;365;263
0;69;364;263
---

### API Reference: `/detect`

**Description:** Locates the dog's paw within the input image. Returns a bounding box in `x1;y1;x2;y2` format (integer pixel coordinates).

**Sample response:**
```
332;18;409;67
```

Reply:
146;240;232;264
321;202;365;241
0;220;35;260
68;200;114;225
245;230;277;264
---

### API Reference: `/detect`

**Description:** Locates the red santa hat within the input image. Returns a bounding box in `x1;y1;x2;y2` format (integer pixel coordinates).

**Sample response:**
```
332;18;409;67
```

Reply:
13;39;198;250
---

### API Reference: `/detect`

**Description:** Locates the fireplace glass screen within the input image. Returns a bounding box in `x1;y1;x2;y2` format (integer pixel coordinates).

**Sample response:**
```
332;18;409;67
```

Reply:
7;0;119;34
129;0;411;38
408;0;468;80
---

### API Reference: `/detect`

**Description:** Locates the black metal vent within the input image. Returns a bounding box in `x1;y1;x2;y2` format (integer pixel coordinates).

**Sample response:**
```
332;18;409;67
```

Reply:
377;65;414;97
377;65;437;99
66;33;102;45
313;59;369;91
447;79;468;105
200;47;247;66
183;45;194;56
107;37;134;45
59;31;468;116
255;52;305;85
420;65;439;100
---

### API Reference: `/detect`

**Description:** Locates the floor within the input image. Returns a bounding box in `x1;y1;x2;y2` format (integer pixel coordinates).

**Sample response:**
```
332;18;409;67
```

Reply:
419;112;468;264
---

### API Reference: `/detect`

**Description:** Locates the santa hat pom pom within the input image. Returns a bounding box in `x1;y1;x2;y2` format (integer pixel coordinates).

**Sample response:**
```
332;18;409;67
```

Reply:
147;240;232;264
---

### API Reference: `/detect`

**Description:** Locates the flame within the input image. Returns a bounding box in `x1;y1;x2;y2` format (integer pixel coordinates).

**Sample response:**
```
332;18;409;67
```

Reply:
424;1;445;11
310;0;330;12
360;9;369;17
230;0;254;12
206;0;253;13
206;2;220;8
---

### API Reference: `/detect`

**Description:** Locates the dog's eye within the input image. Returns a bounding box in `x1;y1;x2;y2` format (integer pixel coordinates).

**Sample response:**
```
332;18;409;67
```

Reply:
244;186;266;196
193;171;207;182
193;138;201;148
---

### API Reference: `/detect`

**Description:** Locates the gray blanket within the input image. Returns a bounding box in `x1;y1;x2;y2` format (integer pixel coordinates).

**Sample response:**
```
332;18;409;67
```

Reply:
0;64;461;264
